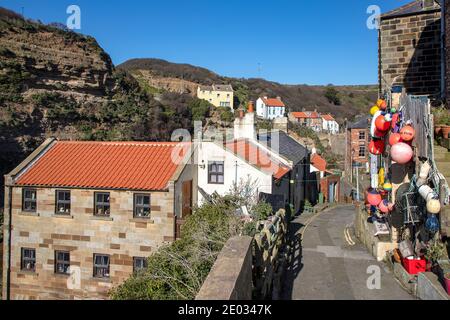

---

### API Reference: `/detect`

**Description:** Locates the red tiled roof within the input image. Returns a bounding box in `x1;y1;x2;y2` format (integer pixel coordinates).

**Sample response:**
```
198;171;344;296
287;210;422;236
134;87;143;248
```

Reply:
291;111;320;119
311;153;327;172
225;139;290;179
15;141;191;191
261;97;285;107
321;114;335;121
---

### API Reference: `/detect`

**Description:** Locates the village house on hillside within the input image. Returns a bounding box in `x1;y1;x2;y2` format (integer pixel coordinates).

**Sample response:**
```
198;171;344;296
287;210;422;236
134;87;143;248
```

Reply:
256;96;286;120
197;84;234;109
289;111;323;132
2;140;196;300
321;114;340;134
378;0;441;97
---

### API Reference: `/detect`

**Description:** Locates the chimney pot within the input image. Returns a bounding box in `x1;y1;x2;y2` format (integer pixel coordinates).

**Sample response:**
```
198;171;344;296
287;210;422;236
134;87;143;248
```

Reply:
248;101;254;113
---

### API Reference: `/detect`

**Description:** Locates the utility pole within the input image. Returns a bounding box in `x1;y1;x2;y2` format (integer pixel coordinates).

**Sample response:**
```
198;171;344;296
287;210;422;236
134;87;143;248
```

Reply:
356;166;360;201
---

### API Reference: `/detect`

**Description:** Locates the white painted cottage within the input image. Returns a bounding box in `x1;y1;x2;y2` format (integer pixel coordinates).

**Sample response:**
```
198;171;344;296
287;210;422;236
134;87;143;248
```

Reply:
256;97;286;120
321;114;340;134
195;103;292;206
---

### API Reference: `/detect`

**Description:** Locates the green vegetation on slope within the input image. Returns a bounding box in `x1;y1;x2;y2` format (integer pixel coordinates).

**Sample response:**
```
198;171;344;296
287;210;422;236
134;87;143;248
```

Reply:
118;58;379;121
110;187;271;300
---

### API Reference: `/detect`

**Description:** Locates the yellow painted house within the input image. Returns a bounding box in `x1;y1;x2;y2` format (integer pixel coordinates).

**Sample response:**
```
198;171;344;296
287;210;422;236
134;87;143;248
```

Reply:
197;84;234;109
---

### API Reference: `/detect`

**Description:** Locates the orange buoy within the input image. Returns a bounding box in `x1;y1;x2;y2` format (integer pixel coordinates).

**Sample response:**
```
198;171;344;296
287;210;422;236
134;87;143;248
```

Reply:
369;139;385;155
375;115;391;132
377;99;387;110
400;125;415;142
389;133;402;146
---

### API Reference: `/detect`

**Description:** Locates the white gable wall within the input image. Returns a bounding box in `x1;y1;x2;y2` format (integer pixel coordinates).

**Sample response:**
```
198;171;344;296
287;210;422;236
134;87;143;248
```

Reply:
196;141;273;206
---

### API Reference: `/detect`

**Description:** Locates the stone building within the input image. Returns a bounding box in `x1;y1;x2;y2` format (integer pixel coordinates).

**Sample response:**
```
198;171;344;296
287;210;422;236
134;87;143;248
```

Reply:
2;139;196;300
345;116;370;184
379;0;442;98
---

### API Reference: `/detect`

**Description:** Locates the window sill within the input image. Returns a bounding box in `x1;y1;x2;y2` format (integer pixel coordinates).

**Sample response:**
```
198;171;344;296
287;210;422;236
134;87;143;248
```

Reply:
52;214;74;219
90;216;113;222
18;271;38;277
54;272;70;278
92;277;111;283
129;218;154;224
19;212;40;217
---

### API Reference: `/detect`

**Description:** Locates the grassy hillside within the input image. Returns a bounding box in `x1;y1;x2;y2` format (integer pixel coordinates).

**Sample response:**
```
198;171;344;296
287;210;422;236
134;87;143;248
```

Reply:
119;58;378;121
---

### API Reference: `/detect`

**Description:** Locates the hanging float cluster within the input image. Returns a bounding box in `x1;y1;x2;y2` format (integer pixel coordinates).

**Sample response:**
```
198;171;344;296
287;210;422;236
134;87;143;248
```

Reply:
364;97;441;221
365;98;416;215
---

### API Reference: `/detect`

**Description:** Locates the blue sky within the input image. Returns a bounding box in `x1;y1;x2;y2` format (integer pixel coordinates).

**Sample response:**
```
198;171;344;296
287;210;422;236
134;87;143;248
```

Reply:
1;0;411;85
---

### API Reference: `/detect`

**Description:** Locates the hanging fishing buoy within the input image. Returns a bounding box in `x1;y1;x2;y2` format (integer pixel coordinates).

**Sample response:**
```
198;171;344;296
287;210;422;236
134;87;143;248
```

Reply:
369;139;385;155
389;133;402;146
383;182;393;192
375;115;391;132
427;199;441;214
391;142;413;164
400;125;415;142
425;214;440;233
384;113;393;122
378;168;385;187
377;99;387;110
367;189;382;206
370;106;380;116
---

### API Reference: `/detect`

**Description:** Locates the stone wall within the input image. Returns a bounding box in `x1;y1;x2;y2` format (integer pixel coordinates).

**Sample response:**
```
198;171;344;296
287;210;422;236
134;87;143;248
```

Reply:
196;236;253;300
445;0;450;106
379;9;441;96
3;186;176;300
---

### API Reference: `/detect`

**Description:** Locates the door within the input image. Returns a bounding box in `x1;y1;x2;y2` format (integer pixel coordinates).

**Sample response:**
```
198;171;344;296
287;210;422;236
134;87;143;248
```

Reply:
328;183;335;204
182;180;193;218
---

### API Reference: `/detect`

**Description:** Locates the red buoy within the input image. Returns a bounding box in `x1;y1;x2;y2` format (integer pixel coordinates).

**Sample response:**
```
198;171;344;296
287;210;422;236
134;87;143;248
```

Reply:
369;139;385;155
389;133;402;146
367;190;382;206
375;115;391;132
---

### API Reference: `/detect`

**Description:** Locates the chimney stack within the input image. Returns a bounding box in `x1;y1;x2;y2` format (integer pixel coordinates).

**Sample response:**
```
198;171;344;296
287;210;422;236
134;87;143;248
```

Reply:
248;101;254;113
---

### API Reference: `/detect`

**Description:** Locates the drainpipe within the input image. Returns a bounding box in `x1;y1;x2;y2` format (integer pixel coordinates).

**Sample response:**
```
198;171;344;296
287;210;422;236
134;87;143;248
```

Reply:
441;2;446;102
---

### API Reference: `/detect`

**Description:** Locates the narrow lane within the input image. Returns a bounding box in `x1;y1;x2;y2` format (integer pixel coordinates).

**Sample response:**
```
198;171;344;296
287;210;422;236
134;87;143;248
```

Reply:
282;205;413;300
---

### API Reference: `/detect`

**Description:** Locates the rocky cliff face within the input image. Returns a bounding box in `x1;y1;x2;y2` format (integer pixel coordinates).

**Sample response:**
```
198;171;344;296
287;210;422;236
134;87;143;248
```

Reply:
0;9;195;206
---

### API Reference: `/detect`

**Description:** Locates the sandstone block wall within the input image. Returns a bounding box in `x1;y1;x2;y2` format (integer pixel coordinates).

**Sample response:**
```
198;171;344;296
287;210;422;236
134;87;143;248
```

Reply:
379;10;441;96
3;186;175;300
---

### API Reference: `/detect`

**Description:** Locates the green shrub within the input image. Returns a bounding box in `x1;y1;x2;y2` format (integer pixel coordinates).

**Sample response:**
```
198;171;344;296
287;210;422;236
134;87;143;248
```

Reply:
324;86;341;106
189;98;211;122
217;107;234;123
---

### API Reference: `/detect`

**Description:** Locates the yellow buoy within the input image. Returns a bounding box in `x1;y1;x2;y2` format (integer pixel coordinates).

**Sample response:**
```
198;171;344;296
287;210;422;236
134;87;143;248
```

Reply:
370;106;380;116
378;168;385;187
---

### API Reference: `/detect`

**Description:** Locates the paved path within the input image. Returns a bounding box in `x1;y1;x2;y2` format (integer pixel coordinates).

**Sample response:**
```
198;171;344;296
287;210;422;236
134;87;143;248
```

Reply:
282;205;414;300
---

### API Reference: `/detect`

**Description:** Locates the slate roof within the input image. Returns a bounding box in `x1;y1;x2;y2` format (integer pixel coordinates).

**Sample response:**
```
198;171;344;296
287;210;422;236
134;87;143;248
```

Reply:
199;84;233;92
381;0;441;19
347;116;370;130
257;130;309;165
15;141;191;191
